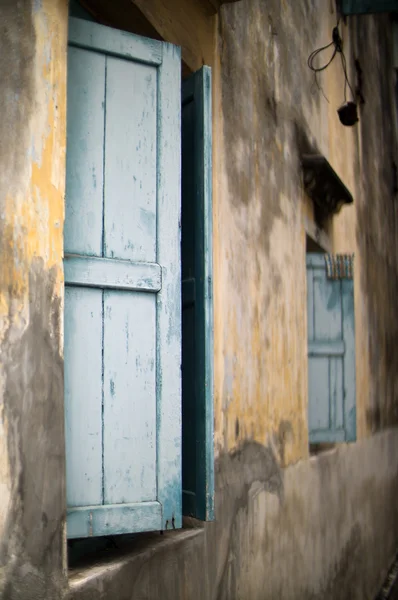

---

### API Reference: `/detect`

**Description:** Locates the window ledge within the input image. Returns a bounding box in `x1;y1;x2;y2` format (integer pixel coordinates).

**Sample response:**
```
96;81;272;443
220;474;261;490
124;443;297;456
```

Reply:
309;444;339;460
68;528;204;591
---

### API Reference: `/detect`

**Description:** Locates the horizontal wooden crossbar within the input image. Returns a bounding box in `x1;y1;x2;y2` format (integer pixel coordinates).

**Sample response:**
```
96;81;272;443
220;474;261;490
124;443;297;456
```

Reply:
64;255;161;292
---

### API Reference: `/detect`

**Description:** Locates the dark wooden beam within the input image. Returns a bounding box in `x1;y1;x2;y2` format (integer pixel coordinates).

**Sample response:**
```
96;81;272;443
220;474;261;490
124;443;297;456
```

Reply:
80;0;162;39
79;0;192;78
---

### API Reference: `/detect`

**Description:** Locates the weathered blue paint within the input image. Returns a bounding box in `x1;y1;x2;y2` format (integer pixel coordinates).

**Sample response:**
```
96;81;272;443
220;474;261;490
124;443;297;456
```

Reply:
103;291;157;503
342;279;356;441
306;254;356;443
64;255;161;292
155;40;182;531
181;67;214;521
104;57;157;262
65;18;181;538
67;502;162;539
341;0;398;15
68;17;163;65
64;286;103;507
308;341;345;356
65;46;105;257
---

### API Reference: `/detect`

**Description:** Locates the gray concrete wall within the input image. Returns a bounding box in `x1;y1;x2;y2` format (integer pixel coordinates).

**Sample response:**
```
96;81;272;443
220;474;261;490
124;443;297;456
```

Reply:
67;430;398;600
351;14;398;433
0;1;68;598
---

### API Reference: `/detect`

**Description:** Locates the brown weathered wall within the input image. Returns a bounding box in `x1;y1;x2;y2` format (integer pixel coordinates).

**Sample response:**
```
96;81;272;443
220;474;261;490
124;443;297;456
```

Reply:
214;0;321;461
351;15;398;434
213;0;398;460
211;1;398;459
0;1;68;598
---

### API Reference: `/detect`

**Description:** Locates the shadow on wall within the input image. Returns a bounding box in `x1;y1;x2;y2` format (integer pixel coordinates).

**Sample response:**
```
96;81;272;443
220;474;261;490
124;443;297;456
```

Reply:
352;15;398;433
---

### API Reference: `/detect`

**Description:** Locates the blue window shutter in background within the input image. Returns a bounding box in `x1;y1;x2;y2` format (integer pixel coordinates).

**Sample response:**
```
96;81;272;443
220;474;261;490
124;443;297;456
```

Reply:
306;254;356;443
64;18;181;538
181;67;215;521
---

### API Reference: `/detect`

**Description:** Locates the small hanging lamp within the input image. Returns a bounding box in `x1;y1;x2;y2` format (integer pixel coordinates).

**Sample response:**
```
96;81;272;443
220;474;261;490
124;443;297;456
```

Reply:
308;24;358;127
337;101;358;126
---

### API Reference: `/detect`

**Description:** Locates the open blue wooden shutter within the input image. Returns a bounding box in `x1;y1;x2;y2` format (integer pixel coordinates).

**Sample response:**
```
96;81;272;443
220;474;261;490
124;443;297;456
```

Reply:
341;0;398;14
64;18;181;538
181;67;214;520
306;254;356;443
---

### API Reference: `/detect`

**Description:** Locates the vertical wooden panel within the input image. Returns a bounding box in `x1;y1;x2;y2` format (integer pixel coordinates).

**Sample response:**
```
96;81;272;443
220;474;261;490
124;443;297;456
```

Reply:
104;57;157;262
65;47;105;256
308;357;330;432
313;273;342;340
64;286;103;507
331;357;344;430
181;78;197;517
198;67;214;521
306;265;314;341
342;279;356;441
103;291;157;504
181;282;196;512
156;41;182;529
181;67;214;521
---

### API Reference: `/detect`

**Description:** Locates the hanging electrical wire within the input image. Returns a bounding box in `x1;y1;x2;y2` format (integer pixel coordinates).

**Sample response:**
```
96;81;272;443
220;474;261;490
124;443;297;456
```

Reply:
307;23;359;126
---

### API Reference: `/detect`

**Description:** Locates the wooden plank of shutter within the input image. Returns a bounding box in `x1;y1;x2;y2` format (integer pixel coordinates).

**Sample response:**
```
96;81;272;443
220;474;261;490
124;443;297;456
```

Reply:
181;66;214;521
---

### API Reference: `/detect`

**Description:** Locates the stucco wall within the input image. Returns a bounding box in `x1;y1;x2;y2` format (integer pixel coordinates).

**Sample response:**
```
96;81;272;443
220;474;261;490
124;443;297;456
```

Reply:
214;0;398;462
1;0;398;599
350;15;398;435
0;1;68;598
67;430;398;600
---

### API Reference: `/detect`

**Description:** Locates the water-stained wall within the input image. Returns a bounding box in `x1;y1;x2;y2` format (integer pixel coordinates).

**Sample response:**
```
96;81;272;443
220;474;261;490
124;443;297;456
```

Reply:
0;1;68;598
66;432;398;600
214;0;398;462
1;0;398;599
351;15;398;435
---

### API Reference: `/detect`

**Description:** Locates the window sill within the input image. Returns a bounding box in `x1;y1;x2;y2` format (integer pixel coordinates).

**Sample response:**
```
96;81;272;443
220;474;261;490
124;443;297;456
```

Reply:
309;443;339;459
309;442;338;456
68;527;204;592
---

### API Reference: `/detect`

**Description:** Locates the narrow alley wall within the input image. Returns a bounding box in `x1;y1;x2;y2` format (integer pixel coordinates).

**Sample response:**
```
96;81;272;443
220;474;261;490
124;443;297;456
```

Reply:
0;1;68;598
